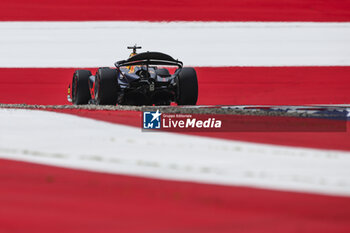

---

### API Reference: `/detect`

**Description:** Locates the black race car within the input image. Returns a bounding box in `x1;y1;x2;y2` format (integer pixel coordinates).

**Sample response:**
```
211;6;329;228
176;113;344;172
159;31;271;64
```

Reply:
68;45;198;106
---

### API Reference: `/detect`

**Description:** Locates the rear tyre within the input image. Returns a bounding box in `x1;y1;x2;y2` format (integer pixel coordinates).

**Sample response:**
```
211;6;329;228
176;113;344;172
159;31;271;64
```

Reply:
176;67;198;105
72;70;91;105
96;68;119;105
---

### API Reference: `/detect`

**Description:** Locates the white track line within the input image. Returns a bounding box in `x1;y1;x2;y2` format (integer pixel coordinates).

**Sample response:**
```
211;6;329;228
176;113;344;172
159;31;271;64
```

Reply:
0;21;349;67
1;109;350;196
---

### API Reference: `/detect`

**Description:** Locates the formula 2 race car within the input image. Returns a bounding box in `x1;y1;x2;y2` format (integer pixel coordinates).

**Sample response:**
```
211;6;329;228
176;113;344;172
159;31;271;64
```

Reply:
67;45;198;106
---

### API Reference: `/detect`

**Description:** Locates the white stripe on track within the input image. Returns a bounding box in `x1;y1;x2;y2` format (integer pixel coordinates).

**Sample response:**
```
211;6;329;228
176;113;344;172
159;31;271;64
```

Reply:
1;108;350;196
0;21;349;67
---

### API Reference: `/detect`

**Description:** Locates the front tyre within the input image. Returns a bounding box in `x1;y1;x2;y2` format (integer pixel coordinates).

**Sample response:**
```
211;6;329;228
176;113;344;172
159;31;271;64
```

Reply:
72;70;91;105
96;68;119;105
176;67;198;105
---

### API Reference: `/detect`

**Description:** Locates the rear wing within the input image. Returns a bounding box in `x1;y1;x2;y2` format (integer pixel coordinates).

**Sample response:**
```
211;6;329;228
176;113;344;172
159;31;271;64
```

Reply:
115;51;183;68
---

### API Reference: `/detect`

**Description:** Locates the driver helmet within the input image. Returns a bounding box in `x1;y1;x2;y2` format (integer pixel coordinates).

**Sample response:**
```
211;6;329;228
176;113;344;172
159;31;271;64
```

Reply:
127;52;137;71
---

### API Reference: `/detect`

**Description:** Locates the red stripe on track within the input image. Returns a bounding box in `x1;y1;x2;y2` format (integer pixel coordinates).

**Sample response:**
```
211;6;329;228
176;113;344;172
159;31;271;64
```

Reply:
0;0;350;22
52;108;350;152
1;158;349;233
198;66;350;105
1;67;349;105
